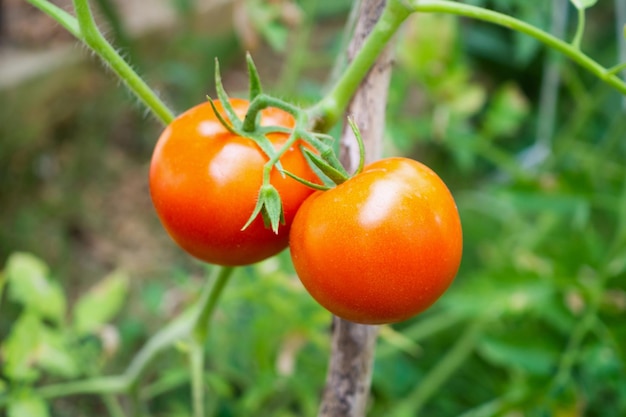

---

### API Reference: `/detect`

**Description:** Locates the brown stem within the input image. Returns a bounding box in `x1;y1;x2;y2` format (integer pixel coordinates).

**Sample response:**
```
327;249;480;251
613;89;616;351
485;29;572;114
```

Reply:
318;1;395;416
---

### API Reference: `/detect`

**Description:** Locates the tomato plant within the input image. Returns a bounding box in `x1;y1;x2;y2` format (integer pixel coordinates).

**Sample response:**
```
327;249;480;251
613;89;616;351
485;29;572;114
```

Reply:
289;157;463;324
149;98;319;266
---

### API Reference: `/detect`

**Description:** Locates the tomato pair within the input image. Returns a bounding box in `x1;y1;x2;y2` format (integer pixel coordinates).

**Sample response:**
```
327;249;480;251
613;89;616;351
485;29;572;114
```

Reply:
150;99;462;324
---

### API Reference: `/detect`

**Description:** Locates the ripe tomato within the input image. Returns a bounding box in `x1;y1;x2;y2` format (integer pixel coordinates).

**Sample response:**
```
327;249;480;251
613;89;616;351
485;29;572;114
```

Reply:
150;98;319;266
289;157;462;324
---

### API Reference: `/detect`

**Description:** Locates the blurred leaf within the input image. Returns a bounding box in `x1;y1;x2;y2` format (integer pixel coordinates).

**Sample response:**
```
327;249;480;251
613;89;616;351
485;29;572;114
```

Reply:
7;393;49;417
448;84;486;117
570;0;598;10
261;23;289;52
73;270;129;334
1;312;79;381
482;83;530;139
37;326;80;378
5;253;66;324
0;271;5;310
2;313;42;382
397;13;457;85
478;336;558;375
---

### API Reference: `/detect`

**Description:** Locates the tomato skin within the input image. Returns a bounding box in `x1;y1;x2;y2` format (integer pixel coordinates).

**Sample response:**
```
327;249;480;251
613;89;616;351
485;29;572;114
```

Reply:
150;98;318;266
289;157;462;324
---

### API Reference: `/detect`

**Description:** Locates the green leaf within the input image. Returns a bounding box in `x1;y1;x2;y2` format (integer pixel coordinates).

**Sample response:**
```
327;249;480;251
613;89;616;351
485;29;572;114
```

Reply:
477;336;558;376
570;0;598;10
1;311;79;380
482;83;529;138
73;270;129;334
8;392;50;417
2;313;42;382
39;326;80;378
5;253;66;324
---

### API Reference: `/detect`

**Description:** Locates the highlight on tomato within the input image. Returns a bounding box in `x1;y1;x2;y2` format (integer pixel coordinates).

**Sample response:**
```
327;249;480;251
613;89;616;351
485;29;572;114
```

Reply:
289;157;463;325
149;98;320;266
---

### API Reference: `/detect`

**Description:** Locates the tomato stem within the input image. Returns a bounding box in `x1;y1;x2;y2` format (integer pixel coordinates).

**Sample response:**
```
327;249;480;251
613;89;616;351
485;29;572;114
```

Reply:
308;0;410;132
309;0;626;132
242;94;303;133
68;0;176;124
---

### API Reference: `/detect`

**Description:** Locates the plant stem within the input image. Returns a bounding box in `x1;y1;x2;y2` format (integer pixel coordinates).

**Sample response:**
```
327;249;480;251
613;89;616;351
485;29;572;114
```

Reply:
571;6;585;50
310;0;626;132
391;317;486;417
71;0;175;125
309;0;410;132
37;376;129;399
192;266;234;343
190;266;234;417
190;341;206;417
407;0;626;96
34;267;233;402
102;394;127;417
26;0;81;38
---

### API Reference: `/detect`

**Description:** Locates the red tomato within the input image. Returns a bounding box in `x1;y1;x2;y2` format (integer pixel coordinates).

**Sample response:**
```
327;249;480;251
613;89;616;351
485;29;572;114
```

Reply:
289;157;462;324
150;98;319;266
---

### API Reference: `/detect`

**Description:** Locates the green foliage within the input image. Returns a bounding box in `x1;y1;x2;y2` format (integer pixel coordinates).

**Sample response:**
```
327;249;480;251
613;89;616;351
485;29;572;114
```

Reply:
5;253;66;324
73;270;129;334
2;0;626;416
0;253;129;413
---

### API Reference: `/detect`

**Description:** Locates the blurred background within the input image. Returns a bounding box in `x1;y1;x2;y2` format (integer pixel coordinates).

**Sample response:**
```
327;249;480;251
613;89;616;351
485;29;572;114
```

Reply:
1;0;625;416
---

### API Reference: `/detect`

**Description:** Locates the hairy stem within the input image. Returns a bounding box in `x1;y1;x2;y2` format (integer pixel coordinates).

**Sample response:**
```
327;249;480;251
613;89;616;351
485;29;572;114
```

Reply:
72;0;175;124
28;0;174;124
26;0;81;38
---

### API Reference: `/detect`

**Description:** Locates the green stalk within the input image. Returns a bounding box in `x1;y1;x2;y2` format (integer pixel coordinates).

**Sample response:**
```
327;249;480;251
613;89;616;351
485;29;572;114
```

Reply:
309;0;411;132
192;267;235;343
190;267;234;417
310;0;626;132
390;317;486;417
72;0;175;125
407;0;626;95
190;341;206;417
26;0;81;38
571;6;586;50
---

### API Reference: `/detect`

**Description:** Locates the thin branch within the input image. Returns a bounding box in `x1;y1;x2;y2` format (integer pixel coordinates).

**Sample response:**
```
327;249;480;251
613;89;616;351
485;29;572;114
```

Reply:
317;1;394;416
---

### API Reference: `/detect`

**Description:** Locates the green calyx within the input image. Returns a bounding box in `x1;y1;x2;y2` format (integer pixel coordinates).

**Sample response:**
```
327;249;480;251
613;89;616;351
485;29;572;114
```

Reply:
208;54;367;234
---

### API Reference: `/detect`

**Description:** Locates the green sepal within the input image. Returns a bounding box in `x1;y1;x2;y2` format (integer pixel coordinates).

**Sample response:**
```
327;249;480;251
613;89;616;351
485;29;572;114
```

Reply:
281;169;332;191
207;96;239;135
246;52;263;101
242;184;285;234
214;58;242;129
302;147;349;185
301;131;349;177
347;116;366;175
